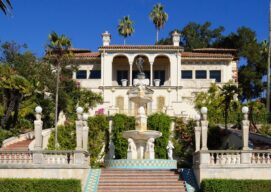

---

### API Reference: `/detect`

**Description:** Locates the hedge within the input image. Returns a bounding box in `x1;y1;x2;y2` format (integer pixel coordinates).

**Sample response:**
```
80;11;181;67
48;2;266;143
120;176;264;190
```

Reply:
201;179;271;192
0;178;81;192
112;114;135;159
147;113;171;159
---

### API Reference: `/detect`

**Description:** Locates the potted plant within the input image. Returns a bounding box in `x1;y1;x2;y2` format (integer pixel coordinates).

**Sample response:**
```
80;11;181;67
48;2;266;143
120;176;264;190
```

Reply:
154;79;161;86
121;79;128;86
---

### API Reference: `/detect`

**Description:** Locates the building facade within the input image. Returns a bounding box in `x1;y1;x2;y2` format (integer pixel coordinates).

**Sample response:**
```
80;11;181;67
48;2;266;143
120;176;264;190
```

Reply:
72;31;238;118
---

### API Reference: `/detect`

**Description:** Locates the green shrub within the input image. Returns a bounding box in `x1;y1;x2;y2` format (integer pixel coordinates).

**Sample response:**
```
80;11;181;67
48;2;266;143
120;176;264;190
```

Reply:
0;178;81;192
147;113;171;159
112;114;135;159
47;123;76;150
0;129;12;147
88;115;109;167
173;118;195;167
201;179;271;192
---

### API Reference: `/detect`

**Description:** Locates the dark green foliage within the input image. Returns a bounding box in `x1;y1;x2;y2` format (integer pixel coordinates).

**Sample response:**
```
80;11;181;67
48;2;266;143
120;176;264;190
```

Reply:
173;118;195;167
0;129;12;147
112;114;135;159
147;113;171;159
88;115;109;167
0;178;81;192
207;125;222;150
201;179;271;192
47;123;76;150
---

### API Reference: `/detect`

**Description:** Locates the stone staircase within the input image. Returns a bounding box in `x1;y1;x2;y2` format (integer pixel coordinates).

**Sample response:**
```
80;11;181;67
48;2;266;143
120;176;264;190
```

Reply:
1;139;32;150
97;169;187;192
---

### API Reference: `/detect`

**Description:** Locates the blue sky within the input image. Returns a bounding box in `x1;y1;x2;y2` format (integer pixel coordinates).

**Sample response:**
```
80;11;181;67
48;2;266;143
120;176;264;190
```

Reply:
0;0;269;57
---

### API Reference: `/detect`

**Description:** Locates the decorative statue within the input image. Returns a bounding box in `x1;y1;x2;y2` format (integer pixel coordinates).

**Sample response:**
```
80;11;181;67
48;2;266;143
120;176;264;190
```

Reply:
167;141;174;160
57;111;66;126
127;138;137;159
145;138;155;159
109;140;115;159
135;57;144;74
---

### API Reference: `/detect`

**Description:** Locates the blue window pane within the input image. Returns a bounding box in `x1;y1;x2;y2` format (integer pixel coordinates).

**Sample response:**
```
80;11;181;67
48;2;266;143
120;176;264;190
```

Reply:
210;70;221;82
76;70;87;79
181;70;192;79
196;70;207;79
89;70;101;79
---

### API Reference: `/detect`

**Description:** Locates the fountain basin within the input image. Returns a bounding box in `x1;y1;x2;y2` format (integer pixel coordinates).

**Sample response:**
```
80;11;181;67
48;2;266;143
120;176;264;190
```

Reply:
105;159;177;169
129;96;151;105
123;130;162;141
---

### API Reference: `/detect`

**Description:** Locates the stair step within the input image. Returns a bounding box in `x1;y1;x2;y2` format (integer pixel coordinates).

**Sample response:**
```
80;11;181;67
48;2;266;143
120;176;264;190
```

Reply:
95;169;187;192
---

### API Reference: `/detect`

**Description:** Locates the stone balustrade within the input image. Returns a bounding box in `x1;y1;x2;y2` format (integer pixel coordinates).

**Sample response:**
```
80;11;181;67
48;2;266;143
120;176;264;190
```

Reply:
194;150;271;166
0;151;33;164
0;150;89;167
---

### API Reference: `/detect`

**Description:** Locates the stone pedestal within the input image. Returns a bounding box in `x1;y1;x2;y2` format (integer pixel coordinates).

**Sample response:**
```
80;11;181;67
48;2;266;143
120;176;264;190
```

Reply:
76;120;83;150
74;151;86;165
201;120;208;151
34;120;43;150
242;120;250;150
82;123;89;151
194;126;201;152
200;152;210;165
241;151;251;164
33;152;43;164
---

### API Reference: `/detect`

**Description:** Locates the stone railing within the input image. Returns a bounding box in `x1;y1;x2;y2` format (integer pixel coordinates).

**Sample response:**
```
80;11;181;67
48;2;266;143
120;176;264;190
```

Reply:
193;150;271;166
0;150;89;167
0;150;33;164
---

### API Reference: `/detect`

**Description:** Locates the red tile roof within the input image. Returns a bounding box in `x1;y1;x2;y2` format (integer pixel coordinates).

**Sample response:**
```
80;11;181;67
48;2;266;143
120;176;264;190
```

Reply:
181;52;234;60
74;52;100;58
99;45;182;50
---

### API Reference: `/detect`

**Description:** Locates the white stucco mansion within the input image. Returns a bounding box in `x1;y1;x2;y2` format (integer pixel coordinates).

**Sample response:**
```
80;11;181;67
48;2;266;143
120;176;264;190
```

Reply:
72;31;238;117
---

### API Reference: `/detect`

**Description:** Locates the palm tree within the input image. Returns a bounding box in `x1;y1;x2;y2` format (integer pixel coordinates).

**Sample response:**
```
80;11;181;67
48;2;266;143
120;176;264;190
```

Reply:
267;0;271;112
149;3;168;43
117;16;134;45
219;83;240;130
47;31;71;148
0;0;12;15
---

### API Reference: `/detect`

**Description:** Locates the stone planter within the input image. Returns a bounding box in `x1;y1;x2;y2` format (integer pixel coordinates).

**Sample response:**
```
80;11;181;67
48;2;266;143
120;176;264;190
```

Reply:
154;79;161;87
121;79;128;86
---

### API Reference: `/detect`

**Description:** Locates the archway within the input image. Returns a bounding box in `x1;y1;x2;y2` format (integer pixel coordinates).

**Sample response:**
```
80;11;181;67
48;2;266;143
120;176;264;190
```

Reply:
153;55;171;86
112;55;130;86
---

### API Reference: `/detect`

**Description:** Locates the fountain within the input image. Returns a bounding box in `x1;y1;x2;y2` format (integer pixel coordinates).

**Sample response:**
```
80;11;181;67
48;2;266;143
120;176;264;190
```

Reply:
105;57;176;169
122;57;162;159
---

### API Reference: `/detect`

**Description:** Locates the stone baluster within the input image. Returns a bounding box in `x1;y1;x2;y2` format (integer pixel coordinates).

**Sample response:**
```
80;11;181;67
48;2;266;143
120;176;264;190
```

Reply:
200;107;208;151
33;106;44;164
194;114;201;152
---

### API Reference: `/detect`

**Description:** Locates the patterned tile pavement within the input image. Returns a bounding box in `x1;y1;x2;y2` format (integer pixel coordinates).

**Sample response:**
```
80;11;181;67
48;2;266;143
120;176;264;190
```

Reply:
84;169;101;192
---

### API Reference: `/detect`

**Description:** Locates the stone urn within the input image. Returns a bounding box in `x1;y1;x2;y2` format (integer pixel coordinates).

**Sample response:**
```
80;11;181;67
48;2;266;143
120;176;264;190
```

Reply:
121;79;128;87
154;79;161;87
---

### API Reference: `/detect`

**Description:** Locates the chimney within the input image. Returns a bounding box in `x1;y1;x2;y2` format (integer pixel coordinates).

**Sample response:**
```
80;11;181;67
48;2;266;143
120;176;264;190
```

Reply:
172;31;181;47
102;31;111;46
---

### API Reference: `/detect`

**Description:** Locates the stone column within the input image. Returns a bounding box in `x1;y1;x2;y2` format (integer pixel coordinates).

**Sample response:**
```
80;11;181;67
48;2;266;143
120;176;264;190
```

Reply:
200;107;208;151
33;106;43;164
242;106;250;150
194;114;201;152
82;113;89;151
129;62;133;86
75;107;83;150
150;61;154;86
